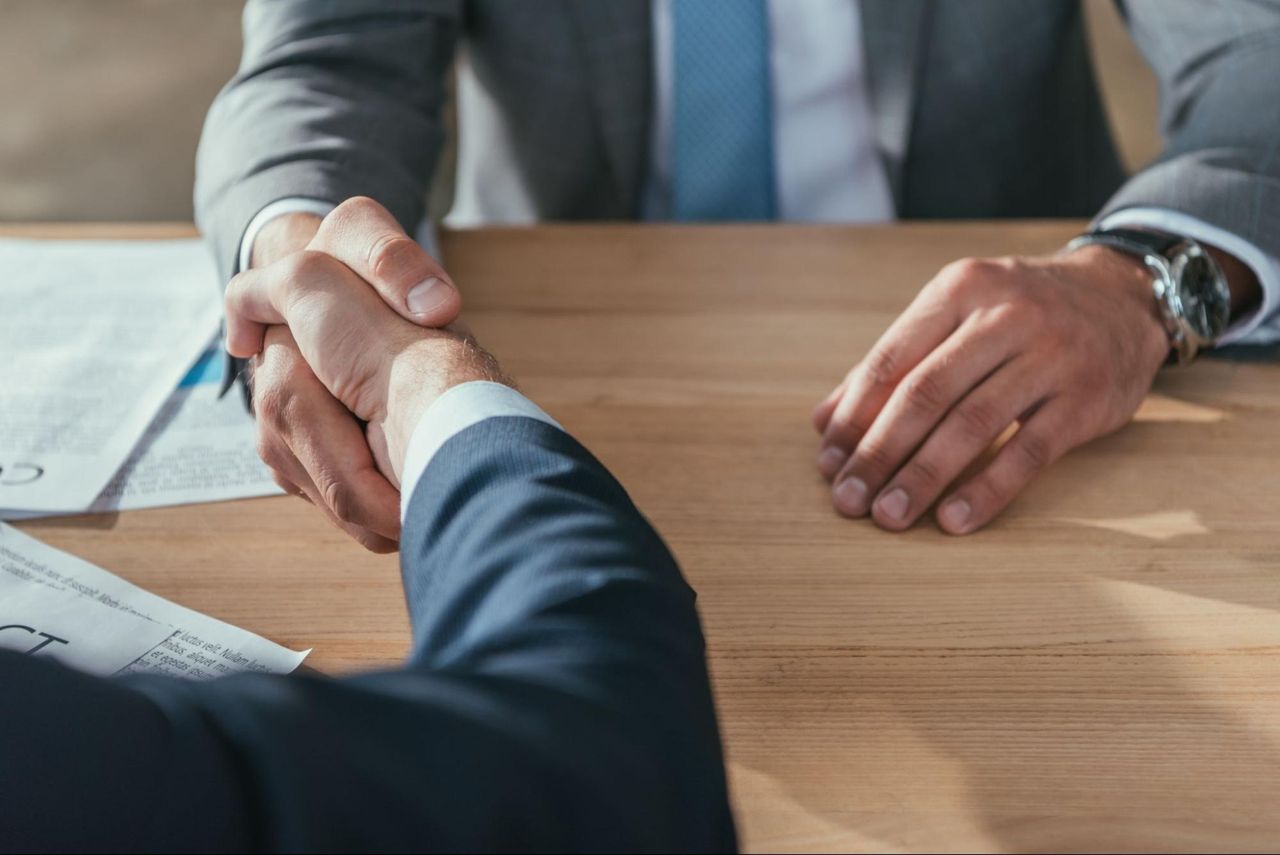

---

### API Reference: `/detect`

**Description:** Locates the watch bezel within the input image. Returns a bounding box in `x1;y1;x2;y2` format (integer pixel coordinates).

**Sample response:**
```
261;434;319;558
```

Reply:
1142;253;1189;359
1165;239;1231;348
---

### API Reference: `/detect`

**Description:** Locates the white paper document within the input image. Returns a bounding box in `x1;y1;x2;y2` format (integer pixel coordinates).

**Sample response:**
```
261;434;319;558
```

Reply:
0;522;307;679
0;344;286;521
0;238;223;513
90;345;286;512
90;345;284;511
0;344;284;520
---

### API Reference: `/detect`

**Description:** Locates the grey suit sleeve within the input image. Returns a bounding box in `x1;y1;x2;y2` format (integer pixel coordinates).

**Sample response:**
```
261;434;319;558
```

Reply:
195;0;461;285
1098;1;1280;260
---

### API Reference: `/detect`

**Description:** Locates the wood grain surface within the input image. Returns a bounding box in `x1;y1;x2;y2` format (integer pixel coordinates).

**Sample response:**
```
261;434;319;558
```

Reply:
10;222;1280;853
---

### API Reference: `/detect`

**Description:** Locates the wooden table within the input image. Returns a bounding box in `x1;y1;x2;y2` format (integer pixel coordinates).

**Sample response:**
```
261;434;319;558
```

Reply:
11;222;1280;852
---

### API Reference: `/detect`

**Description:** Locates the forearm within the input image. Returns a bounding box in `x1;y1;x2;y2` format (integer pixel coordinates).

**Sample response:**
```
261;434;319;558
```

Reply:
400;418;700;672
0;652;250;850
1095;205;1280;345
195;0;459;284
397;415;735;848
1;414;734;851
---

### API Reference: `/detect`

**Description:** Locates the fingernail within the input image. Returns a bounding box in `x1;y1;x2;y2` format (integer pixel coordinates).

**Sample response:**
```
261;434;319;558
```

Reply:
939;497;972;533
833;477;868;516
817;447;849;479
876;487;910;523
407;276;451;315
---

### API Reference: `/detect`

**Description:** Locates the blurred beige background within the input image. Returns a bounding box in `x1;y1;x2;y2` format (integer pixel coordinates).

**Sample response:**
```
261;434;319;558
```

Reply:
0;0;1160;223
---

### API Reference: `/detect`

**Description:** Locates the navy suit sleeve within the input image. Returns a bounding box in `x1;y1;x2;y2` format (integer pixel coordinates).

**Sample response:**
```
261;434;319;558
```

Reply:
0;417;736;853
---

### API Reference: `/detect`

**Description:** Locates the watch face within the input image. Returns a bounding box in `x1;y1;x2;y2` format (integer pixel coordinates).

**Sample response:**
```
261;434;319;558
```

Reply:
1172;248;1231;342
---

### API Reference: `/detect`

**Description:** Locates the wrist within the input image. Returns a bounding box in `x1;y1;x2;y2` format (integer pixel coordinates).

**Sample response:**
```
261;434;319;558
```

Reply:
383;333;510;481
1063;243;1171;368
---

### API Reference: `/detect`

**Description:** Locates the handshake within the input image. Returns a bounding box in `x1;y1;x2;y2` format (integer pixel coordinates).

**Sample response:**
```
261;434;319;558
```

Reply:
225;197;505;551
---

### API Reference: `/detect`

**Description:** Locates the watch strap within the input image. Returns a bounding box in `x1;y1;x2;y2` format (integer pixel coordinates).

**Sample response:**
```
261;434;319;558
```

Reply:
1071;227;1181;263
1067;228;1188;365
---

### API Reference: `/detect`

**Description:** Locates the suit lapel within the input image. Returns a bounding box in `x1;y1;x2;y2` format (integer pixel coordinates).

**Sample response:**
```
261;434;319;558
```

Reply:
859;0;930;209
565;0;652;217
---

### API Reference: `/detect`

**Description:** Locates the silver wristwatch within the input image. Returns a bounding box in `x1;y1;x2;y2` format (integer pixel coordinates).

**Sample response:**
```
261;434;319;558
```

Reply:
1067;228;1231;365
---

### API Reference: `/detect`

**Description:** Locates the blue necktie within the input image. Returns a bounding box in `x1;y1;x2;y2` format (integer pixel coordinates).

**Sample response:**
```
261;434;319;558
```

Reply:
671;0;777;221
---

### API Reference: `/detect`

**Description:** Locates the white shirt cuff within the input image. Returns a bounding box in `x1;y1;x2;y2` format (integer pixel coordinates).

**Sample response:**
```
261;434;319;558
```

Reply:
237;198;337;273
1098;207;1280;346
399;381;563;521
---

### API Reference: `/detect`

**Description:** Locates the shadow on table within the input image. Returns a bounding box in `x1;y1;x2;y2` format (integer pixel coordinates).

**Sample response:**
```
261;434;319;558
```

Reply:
725;556;1280;851
19;512;121;531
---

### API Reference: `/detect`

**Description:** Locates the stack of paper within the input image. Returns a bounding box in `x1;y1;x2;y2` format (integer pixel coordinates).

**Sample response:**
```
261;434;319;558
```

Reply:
0;238;306;679
0;522;307;678
0;238;283;519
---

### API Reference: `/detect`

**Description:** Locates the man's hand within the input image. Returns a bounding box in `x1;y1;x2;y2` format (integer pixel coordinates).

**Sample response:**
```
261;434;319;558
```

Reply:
234;197;463;552
812;245;1170;535
226;215;506;506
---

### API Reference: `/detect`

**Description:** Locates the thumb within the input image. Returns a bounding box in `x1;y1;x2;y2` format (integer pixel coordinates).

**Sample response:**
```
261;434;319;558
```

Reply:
309;196;462;328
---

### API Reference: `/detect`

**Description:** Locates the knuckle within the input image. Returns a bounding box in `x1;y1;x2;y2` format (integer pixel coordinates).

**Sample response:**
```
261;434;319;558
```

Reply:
253;377;293;432
936;273;969;302
946;257;982;277
824;417;868;452
322;478;355;524
953;398;1005;440
855;440;897;475
984;301;1019;325
274;250;307;282
366;233;421;284
990;255;1022;273
284;249;331;284
225;270;250;305
269;470;295;494
269;251;322;300
331;195;380;225
901;370;949;413
938;257;1003;300
861;348;899;388
902;455;944;488
945;256;989;280
255;433;286;470
1011;429;1055;473
826;422;867;453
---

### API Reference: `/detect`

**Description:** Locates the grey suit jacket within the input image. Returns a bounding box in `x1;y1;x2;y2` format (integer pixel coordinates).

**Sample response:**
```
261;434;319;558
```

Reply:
195;0;1280;285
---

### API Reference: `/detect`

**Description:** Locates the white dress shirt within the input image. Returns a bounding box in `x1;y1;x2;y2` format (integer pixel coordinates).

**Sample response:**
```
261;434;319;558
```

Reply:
643;0;894;222
397;381;561;522
242;0;1280;464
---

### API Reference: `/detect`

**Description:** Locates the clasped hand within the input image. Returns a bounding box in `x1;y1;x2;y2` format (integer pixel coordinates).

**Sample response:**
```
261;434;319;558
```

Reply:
224;198;502;552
